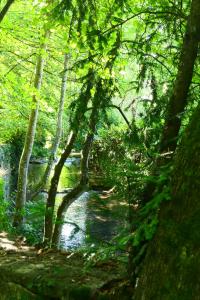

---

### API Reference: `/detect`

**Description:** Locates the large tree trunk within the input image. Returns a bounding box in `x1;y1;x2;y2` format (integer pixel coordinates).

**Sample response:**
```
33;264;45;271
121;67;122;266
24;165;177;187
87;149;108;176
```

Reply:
13;32;49;226
141;0;200;205
134;102;200;299
130;0;200;284
159;0;200;154
0;0;14;23
31;53;69;199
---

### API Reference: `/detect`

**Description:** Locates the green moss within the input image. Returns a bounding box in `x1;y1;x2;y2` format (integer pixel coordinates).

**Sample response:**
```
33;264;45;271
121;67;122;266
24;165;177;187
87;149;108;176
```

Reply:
0;251;127;300
69;286;92;300
0;282;41;300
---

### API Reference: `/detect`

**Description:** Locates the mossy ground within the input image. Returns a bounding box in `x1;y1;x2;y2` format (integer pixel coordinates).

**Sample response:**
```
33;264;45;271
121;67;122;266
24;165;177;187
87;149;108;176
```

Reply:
0;232;132;300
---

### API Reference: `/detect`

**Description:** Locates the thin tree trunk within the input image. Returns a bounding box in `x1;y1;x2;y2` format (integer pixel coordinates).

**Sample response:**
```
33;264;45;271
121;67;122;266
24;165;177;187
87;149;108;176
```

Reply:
134;103;200;300
13;31;49;226
0;0;14;23
51;99;99;247
43;71;94;244
31;53;69;199
43;130;77;242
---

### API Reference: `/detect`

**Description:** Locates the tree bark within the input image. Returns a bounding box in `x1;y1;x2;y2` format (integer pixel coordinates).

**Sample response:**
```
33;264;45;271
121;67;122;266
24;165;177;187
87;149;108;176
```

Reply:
141;0;200;205
134;102;200;300
31;53;69;199
129;0;200;284
13;31;49;226
0;0;14;23
159;0;200;154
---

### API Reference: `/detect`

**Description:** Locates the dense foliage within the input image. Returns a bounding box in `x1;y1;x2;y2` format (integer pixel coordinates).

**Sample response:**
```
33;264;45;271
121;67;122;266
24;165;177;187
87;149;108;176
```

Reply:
0;0;200;297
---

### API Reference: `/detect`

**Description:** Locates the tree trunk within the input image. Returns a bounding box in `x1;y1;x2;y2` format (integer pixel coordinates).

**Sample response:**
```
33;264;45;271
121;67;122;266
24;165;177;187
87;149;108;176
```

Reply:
13;31;49;226
51;97;99;247
159;0;200;154
43;71;95;244
0;0;14;23
52;129;95;247
134;102;200;299
43;130;77;242
130;0;200;284
31;53;69;199
141;0;200;205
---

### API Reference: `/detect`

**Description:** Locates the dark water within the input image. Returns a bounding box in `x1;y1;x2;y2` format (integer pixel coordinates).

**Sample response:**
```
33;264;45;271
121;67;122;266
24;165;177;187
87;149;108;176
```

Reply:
29;159;127;249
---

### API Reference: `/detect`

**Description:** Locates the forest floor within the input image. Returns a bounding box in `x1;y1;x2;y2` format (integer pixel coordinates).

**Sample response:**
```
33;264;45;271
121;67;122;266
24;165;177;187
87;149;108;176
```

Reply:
0;232;133;300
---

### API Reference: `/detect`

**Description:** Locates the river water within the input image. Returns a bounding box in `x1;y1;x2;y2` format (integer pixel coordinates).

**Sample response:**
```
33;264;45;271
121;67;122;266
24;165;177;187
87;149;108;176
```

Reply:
28;159;127;249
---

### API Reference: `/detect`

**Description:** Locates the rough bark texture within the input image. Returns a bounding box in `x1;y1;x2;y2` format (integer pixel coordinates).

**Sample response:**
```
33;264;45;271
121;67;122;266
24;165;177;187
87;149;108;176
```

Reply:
31;53;69;199
134;103;200;300
14;32;49;226
133;0;200;281
159;0;200;154
0;0;14;23
141;0;200;205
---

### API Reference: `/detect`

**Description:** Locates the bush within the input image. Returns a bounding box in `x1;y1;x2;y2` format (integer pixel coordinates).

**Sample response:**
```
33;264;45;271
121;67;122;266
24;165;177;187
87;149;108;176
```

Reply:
21;197;46;245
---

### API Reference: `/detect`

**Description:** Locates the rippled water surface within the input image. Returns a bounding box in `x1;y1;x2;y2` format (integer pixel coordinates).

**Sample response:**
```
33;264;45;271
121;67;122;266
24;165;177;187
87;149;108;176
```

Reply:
28;159;127;249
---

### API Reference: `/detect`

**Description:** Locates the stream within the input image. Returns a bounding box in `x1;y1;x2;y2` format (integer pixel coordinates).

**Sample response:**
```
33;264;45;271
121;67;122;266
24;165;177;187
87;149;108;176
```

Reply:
28;158;127;249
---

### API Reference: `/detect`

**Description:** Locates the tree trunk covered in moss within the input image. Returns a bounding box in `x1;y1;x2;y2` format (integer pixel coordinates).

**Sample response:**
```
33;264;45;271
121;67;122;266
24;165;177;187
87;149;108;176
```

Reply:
159;0;200;154
130;0;200;280
141;0;200;205
134;103;200;300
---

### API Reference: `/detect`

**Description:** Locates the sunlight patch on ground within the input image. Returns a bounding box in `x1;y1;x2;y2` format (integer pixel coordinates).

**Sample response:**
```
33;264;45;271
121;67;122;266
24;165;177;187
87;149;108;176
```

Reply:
0;168;8;176
0;232;30;251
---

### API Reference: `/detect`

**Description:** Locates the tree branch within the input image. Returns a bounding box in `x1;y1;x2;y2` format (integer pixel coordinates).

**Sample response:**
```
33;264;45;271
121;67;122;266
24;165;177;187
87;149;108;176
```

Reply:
102;10;186;35
108;105;131;129
0;0;15;23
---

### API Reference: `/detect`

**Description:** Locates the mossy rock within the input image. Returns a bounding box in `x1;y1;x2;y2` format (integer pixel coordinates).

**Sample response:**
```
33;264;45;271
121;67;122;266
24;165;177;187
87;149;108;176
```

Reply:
0;250;129;300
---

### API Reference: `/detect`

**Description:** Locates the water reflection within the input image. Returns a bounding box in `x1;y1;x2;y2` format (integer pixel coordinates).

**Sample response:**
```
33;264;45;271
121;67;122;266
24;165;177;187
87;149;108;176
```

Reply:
60;191;126;250
60;192;90;249
28;159;127;249
28;161;79;191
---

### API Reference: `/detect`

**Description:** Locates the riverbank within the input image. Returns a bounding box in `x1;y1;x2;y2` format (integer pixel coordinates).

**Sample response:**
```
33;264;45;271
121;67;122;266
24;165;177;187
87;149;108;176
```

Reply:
0;232;132;300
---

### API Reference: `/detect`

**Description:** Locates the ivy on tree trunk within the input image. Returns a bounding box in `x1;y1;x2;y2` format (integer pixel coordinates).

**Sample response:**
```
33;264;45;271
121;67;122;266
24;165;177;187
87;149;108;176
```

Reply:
134;102;200;300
